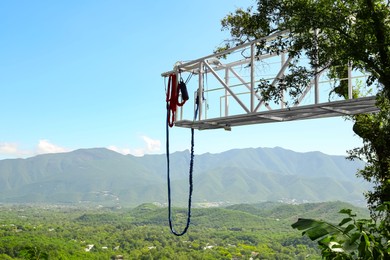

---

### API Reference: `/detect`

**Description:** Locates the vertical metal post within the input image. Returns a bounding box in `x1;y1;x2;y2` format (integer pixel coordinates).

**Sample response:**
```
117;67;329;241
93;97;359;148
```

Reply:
314;29;320;104
225;67;229;116
314;76;320;103
198;62;203;120
281;53;285;109
250;43;255;112
348;63;352;99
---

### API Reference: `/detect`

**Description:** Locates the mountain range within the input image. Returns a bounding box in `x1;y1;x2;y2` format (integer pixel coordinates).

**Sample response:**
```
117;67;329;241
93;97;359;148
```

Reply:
0;147;370;207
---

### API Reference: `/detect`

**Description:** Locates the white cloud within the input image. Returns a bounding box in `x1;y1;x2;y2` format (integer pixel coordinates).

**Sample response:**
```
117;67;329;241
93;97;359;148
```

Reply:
0;143;27;156
107;136;161;157
0;140;68;159
107;145;144;157
142;136;161;153
36;139;67;154
107;145;131;155
129;148;145;157
0;137;161;159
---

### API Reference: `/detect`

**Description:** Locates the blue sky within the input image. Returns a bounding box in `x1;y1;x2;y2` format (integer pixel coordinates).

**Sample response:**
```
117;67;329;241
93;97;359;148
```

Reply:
0;0;363;159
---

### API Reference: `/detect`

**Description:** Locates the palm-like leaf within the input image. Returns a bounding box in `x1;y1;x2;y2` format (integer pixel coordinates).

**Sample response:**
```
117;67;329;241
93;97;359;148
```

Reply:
292;218;352;242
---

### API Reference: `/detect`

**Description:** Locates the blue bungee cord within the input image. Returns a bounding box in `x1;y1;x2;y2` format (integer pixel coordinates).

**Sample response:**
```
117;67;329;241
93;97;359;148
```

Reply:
165;103;194;236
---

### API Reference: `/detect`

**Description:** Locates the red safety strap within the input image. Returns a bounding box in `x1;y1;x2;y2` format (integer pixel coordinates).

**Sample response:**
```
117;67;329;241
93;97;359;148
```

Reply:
166;73;187;127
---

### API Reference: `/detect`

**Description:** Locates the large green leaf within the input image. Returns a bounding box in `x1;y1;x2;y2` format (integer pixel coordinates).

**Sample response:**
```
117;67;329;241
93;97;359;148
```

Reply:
291;218;345;240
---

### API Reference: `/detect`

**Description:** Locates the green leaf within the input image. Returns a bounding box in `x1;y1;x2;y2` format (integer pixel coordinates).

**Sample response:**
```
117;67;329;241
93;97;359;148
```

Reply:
291;218;345;241
339;209;352;215
291;218;318;231
304;227;330;240
362;232;370;248
343;224;356;234
339;209;356;217
344;232;361;251
339;217;353;227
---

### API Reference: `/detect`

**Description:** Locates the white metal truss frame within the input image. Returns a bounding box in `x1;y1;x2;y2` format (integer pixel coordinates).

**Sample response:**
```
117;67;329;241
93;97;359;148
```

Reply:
161;31;379;130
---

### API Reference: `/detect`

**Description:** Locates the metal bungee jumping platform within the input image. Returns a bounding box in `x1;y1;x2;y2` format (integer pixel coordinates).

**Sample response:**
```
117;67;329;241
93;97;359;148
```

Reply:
174;96;378;130
162;31;379;130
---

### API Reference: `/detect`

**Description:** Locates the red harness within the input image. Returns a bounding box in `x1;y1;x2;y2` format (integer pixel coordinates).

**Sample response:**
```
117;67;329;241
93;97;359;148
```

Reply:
166;73;187;127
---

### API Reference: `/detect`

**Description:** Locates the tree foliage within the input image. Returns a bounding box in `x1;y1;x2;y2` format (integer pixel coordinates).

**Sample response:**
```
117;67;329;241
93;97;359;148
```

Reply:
348;94;390;212
292;203;390;259
220;0;390;101
219;0;390;258
220;0;390;213
0;203;337;259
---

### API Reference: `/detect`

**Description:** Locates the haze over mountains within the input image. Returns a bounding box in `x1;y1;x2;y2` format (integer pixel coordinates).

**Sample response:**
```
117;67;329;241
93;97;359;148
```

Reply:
0;147;370;207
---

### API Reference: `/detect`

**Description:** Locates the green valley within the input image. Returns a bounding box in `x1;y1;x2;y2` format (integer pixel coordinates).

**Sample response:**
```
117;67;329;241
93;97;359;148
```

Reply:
0;201;369;259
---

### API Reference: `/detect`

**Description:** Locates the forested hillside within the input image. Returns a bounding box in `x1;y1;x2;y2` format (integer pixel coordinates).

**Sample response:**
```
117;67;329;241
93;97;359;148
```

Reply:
0;147;369;206
0;201;369;259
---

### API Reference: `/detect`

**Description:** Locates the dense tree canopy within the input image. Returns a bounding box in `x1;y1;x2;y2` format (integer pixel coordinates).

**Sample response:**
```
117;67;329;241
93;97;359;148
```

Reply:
219;1;390;258
0;203;345;259
220;0;390;212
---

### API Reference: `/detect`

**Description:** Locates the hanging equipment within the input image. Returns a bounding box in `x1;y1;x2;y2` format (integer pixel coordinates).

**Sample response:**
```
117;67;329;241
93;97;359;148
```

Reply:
166;73;189;127
165;72;194;236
